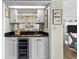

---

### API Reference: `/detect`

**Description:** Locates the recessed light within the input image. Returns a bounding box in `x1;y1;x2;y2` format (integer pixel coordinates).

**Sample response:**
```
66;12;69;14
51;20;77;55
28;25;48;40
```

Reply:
8;6;45;9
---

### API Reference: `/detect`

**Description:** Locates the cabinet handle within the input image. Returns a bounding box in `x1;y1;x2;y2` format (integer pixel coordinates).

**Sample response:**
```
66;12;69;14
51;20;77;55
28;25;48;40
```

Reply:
37;40;38;56
12;41;15;56
37;39;41;56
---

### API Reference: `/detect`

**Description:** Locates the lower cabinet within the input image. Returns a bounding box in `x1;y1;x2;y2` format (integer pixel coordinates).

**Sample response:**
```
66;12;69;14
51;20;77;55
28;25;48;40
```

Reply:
29;37;48;59
5;37;18;59
5;37;48;59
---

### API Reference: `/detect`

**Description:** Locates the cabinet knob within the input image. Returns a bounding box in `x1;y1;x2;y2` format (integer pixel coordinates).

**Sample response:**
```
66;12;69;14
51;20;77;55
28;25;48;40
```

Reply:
13;40;15;41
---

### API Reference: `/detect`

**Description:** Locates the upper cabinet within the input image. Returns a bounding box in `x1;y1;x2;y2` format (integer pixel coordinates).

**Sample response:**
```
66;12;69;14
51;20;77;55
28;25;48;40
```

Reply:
10;9;37;23
10;9;44;24
10;9;18;23
17;9;37;23
36;10;44;23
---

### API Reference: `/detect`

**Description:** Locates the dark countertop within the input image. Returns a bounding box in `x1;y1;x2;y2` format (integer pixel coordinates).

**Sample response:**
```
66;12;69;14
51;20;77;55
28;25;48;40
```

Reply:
5;31;48;37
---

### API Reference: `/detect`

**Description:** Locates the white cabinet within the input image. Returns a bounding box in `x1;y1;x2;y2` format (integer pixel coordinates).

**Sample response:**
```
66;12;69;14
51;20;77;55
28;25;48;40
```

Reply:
10;9;18;23
10;9;37;23
29;37;48;59
36;10;44;23
17;9;37;23
5;37;18;59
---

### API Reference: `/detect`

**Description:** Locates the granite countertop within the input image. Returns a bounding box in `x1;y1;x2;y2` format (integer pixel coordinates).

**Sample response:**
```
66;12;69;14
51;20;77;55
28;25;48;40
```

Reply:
5;31;48;37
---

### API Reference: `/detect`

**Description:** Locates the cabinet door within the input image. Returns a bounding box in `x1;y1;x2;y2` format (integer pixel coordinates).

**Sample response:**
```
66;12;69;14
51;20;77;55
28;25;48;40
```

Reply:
29;37;38;59
38;37;48;59
30;37;48;59
10;10;17;23
37;10;44;23
5;37;18;59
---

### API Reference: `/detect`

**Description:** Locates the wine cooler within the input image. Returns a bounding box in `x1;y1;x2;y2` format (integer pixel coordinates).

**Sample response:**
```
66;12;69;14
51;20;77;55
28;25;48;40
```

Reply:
18;37;29;59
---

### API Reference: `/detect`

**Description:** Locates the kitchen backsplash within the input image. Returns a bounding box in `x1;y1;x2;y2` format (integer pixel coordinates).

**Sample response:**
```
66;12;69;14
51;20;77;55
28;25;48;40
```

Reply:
13;23;41;31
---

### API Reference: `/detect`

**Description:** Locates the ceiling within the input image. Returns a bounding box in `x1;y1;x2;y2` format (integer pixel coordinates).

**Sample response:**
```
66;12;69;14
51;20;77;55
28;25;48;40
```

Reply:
4;0;50;1
3;0;50;6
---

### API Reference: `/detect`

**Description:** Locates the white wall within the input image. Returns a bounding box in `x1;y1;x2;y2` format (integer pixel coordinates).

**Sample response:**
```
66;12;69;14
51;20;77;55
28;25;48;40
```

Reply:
63;0;77;16
50;0;63;59
63;0;77;32
3;2;13;33
44;5;51;33
45;5;51;59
